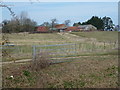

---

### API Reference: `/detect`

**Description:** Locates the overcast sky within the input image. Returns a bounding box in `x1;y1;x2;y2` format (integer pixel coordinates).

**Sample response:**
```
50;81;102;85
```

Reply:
1;2;118;26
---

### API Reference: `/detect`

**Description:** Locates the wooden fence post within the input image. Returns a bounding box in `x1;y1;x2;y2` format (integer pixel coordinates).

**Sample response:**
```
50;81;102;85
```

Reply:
92;42;94;52
104;42;106;50
114;41;116;48
79;43;81;53
75;43;77;54
33;45;36;60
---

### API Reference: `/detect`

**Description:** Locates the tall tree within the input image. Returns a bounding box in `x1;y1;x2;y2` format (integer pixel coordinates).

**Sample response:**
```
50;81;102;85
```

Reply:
78;22;81;25
73;23;80;27
82;16;104;30
41;22;50;27
73;22;81;26
2;11;37;33
102;16;114;31
51;18;57;29
19;11;28;25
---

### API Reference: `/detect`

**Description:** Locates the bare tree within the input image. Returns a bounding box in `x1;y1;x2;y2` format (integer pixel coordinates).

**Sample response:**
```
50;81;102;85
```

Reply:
64;20;71;26
2;11;37;33
0;2;16;19
0;0;40;19
42;22;49;27
19;11;28;25
51;18;57;29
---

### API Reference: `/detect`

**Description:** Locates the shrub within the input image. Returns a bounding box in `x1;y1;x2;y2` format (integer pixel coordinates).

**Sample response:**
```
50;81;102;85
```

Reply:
30;52;51;71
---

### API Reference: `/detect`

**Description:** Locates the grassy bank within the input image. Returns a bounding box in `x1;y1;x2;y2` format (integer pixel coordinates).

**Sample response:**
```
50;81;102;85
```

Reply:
70;31;118;42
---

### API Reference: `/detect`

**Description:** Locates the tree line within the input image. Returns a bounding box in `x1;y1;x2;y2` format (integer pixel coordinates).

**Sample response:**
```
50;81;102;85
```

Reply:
73;16;115;30
2;12;71;33
2;11;115;33
2;11;37;33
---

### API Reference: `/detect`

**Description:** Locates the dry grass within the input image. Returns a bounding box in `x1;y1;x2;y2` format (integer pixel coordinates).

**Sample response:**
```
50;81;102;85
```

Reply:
71;31;118;42
2;32;118;88
2;55;118;88
3;31;118;45
3;33;72;45
30;52;51;71
1;32;118;62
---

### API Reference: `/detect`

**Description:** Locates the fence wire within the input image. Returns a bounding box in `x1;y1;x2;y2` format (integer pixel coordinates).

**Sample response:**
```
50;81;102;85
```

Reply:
32;42;118;63
0;41;118;62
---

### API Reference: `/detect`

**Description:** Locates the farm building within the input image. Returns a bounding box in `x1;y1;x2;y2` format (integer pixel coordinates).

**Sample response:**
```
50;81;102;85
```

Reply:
54;24;67;32
34;24;97;33
55;24;66;29
49;24;67;32
35;26;50;33
78;25;97;31
65;26;80;32
65;25;97;32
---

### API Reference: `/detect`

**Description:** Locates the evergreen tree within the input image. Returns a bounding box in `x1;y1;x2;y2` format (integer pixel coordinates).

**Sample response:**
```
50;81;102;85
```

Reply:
82;16;104;30
102;16;114;31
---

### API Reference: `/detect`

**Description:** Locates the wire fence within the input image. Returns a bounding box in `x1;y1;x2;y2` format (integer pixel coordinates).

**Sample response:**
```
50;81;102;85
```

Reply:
1;45;32;62
0;41;118;62
33;41;118;63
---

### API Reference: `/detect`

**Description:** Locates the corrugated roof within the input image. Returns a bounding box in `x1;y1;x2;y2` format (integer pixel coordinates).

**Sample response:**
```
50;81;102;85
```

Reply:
65;26;79;31
55;24;66;29
36;26;48;32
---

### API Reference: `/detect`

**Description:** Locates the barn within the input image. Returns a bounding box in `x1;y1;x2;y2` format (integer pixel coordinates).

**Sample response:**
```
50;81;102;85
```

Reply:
78;25;97;31
54;24;67;32
35;26;49;33
65;26;80;32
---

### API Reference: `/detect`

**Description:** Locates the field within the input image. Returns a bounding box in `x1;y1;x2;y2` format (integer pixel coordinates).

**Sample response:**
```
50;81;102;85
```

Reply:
3;55;118;88
3;31;118;45
1;31;118;61
1;31;119;88
70;31;118;42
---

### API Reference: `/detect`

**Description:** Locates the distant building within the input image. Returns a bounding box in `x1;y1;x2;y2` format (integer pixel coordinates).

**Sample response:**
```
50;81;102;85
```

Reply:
55;24;66;29
77;25;97;31
55;24;97;32
34;24;97;33
54;24;67;32
65;26;80;32
35;26;49;33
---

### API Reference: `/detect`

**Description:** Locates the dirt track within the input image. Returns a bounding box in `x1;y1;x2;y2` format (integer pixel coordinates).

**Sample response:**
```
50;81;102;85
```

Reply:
0;55;116;65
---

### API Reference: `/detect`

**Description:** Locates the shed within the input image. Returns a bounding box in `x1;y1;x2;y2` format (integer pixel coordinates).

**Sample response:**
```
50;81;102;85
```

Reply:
36;26;49;33
55;24;67;32
65;26;80;32
78;25;97;31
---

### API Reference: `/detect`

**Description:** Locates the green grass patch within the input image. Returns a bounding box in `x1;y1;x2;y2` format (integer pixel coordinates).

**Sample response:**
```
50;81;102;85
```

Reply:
70;31;118;42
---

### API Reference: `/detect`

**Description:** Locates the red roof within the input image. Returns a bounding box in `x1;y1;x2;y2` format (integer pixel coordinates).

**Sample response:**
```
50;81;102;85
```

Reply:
36;26;48;32
55;24;66;29
65;27;79;31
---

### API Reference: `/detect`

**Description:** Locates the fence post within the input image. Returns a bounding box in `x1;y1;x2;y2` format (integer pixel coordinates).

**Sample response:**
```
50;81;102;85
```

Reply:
79;43;81;54
32;45;36;60
109;41;110;50
92;42;94;52
114;41;116;49
104;42;106;50
75;43;77;54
